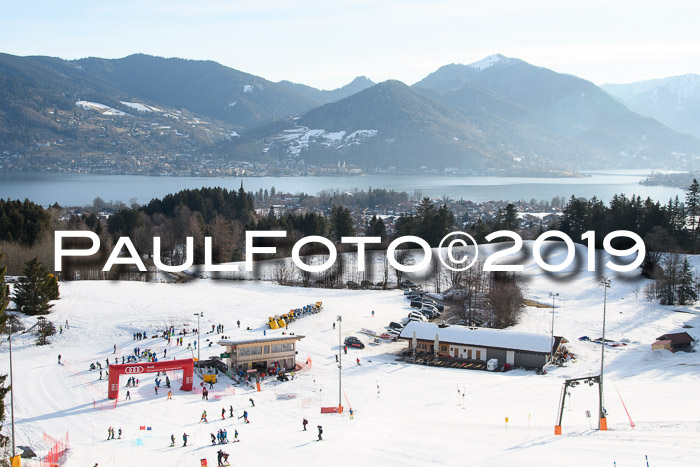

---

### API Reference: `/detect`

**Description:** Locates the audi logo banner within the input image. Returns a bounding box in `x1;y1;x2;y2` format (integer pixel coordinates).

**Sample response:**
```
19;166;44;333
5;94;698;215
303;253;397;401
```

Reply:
108;358;194;399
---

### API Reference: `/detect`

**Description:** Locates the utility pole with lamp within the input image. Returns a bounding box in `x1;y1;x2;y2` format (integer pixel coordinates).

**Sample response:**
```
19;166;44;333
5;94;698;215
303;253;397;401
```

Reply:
4;310;17;463
599;277;611;431
193;312;203;371
548;292;559;364
337;315;343;413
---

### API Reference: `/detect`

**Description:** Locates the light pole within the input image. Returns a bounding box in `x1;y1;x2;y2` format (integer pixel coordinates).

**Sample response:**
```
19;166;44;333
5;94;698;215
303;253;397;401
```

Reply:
337;315;342;413
5;310;17;460
548;292;559;364
599;277;611;430
193;312;203;368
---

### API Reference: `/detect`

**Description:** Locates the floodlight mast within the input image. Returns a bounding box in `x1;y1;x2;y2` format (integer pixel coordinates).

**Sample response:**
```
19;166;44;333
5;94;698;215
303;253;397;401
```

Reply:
337;315;343;413
193;312;203;367
599;277;611;430
5;310;17;459
548;292;559;364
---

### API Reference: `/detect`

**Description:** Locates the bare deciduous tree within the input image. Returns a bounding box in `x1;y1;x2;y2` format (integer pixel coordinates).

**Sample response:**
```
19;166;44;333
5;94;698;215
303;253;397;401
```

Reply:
273;260;293;286
393;249;413;287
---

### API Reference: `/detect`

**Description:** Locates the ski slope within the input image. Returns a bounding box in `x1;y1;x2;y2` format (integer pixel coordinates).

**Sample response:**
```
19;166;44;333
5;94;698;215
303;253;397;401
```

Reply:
2;246;700;466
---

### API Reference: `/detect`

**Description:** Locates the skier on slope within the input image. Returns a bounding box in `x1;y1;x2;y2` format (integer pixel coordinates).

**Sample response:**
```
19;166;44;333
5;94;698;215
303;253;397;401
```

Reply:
249;398;255;407
317;425;323;441
200;410;208;423
170;434;175;446
222;408;226;420
302;418;308;431
182;433;189;446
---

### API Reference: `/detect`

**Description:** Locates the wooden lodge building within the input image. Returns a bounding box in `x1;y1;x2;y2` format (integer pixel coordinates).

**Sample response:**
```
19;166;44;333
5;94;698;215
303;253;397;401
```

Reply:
652;332;695;352
218;335;304;373
398;321;562;369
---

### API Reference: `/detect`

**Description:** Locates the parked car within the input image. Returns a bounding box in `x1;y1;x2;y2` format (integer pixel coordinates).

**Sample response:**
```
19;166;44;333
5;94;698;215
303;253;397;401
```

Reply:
344;336;365;349
419;307;438;318
385;328;401;338
420;298;444;312
408;312;428;322
389;321;404;330
410;300;424;308
422;304;441;316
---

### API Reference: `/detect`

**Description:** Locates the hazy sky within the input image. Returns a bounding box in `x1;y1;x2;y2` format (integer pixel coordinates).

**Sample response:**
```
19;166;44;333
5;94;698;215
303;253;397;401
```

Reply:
2;0;699;90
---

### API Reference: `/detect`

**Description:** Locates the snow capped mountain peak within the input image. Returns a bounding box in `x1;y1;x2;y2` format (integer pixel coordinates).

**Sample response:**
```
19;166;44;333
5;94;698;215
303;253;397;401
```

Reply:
469;54;508;71
663;74;700;100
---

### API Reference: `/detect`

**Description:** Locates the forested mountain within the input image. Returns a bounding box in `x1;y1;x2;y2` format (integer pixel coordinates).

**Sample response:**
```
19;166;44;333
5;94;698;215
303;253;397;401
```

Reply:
603;74;700;139
412;55;700;169
1;52;699;173
277;76;375;105
74;54;319;130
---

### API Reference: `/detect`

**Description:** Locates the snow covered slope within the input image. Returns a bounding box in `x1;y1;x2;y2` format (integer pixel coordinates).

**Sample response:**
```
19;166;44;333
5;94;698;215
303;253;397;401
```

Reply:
75;101;130;116
2;248;700;466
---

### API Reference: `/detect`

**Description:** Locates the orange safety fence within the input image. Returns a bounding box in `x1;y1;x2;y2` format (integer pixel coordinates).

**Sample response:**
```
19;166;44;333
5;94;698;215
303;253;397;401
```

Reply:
38;431;70;466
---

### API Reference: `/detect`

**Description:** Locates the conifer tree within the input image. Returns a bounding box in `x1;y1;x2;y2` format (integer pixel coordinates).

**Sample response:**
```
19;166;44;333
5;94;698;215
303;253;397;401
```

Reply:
677;258;697;305
330;206;355;242
12;257;57;315
367;215;387;240
686;179;700;252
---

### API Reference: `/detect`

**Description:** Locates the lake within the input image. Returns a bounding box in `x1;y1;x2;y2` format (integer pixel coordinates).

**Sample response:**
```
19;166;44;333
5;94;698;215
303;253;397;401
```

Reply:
0;170;686;207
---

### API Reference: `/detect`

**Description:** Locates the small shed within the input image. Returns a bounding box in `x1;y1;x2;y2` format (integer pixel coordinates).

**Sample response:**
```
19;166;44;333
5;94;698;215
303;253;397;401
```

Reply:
655;332;695;352
651;339;671;351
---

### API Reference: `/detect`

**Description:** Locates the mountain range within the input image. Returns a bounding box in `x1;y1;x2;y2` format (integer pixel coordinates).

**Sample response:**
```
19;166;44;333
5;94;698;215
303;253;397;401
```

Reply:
602;74;700;139
1;52;699;172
